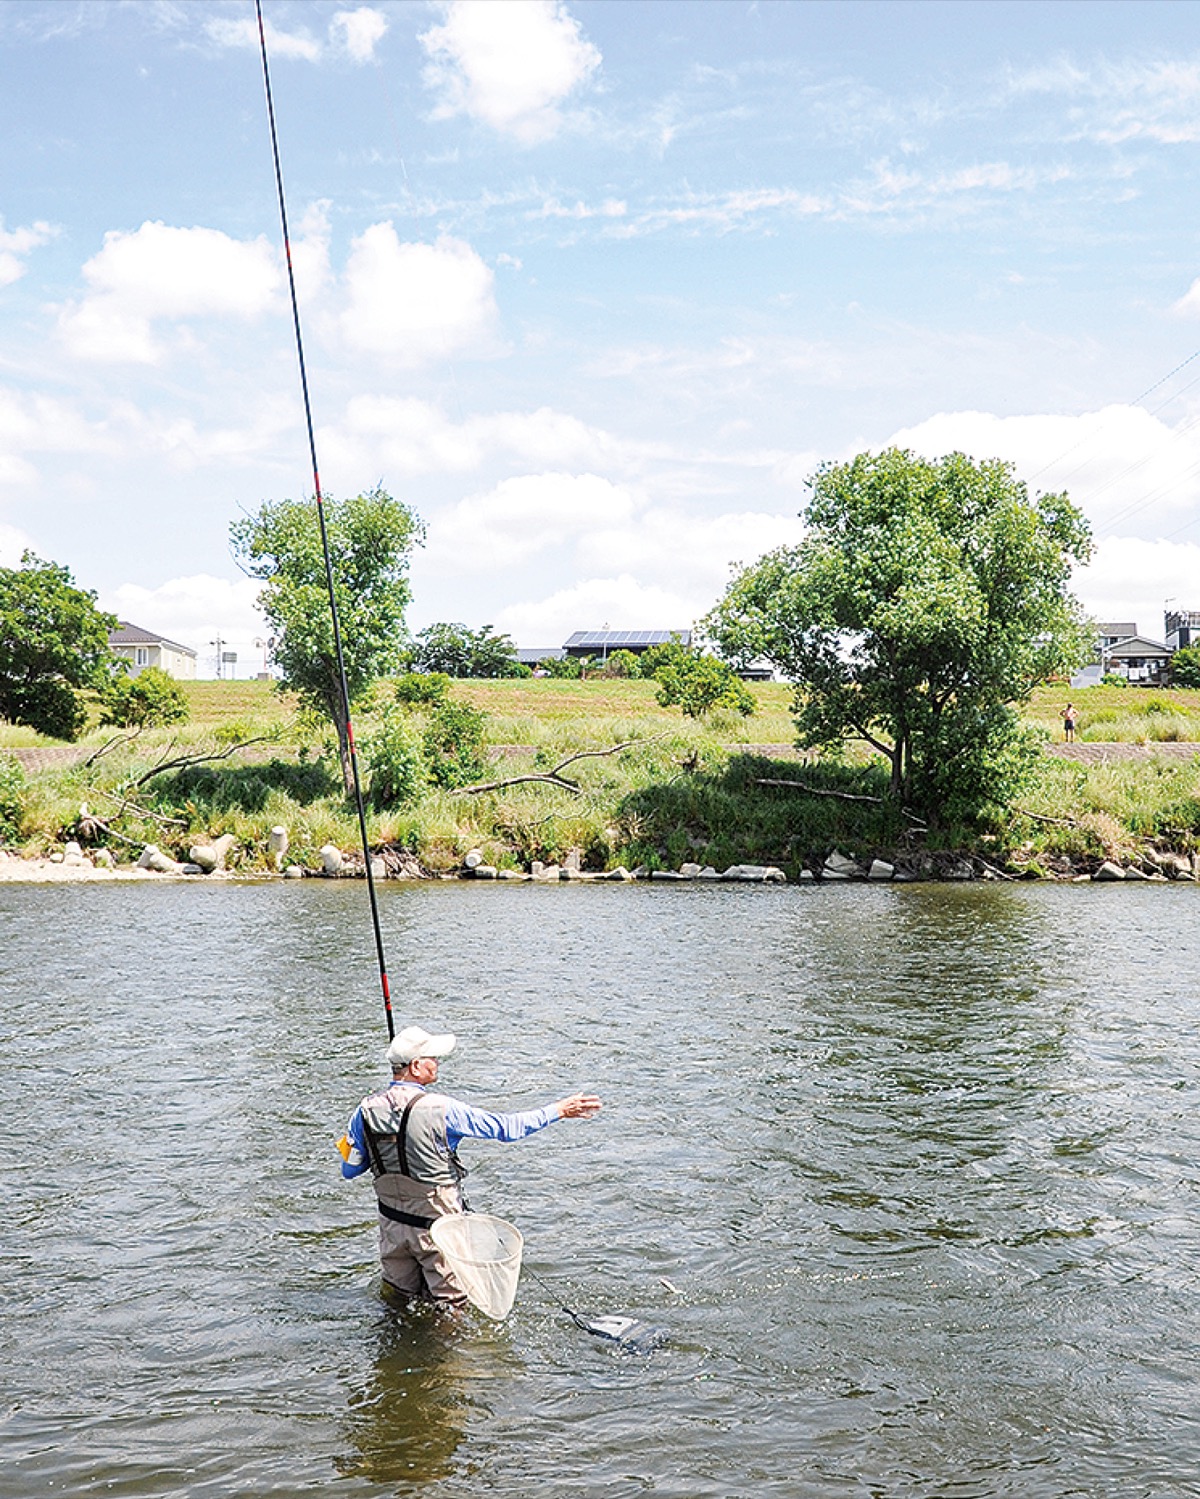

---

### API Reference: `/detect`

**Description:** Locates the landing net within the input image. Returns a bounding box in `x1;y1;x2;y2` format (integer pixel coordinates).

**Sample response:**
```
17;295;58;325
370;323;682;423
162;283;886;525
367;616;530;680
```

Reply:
432;1214;524;1320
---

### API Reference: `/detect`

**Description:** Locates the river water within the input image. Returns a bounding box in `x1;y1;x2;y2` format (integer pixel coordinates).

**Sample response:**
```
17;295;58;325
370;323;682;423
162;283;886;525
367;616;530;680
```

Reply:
2;879;1199;1498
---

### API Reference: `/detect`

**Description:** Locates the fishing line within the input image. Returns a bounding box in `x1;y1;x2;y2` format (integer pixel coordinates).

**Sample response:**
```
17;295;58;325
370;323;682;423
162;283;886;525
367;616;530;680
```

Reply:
255;0;394;1040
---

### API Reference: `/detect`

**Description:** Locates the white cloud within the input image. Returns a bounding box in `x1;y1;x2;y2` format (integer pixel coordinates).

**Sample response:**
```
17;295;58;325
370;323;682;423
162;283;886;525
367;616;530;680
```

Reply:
0;521;38;567
337;225;500;363
426;472;637;571
885;405;1200;540
0;386;113;482
1172;278;1200;318
58;222;281;363
319;396;617;478
1008;58;1200;146
100;574;269;681
492;574;698;645
1075;536;1200;638
331;7;388;63
0;217;55;287
420;0;601;145
205;15;322;63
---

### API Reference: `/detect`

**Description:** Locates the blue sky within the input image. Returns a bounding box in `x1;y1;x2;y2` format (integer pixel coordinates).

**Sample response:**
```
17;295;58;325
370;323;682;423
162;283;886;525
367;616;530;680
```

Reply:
4;0;1200;674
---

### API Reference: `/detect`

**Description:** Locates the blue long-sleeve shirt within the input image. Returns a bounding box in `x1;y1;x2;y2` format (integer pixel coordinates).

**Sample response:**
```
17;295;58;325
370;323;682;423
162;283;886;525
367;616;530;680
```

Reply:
340;1081;559;1179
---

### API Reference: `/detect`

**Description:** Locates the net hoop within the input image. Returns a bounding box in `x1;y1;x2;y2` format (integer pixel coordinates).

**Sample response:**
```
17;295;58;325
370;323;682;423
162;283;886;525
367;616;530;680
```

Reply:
431;1213;524;1320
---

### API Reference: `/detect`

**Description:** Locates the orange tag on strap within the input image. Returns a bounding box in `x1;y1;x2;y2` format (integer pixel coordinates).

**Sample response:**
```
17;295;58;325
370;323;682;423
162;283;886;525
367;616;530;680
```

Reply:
336;1134;352;1162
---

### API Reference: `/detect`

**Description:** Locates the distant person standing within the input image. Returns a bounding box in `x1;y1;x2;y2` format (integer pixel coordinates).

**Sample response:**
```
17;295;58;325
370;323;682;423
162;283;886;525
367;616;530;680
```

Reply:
1061;703;1077;742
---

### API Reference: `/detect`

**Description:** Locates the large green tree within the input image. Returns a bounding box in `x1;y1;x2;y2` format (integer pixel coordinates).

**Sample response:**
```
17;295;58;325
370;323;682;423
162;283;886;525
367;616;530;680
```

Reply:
706;449;1094;822
0;552;119;740
410;622;525;678
230;488;423;791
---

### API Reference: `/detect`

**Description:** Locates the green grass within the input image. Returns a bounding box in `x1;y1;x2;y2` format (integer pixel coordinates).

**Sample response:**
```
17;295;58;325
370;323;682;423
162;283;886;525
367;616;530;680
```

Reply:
5;675;1200;874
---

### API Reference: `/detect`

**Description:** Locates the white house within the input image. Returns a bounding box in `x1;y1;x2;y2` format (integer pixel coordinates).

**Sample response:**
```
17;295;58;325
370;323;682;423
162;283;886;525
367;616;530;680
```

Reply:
108;621;198;680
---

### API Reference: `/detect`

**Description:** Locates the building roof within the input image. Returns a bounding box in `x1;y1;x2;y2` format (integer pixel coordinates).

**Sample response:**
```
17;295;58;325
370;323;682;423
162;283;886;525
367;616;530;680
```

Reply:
1098;621;1138;639
516;647;565;663
1106;634;1171;657
563;629;691;651
108;620;198;657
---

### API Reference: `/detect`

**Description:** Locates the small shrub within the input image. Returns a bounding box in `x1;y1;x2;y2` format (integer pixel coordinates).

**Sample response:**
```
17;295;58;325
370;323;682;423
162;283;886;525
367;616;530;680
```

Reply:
364;706;427;807
423;701;489;789
394;671;450;707
1101;673;1127;687
0;754;24;842
100;667;189;728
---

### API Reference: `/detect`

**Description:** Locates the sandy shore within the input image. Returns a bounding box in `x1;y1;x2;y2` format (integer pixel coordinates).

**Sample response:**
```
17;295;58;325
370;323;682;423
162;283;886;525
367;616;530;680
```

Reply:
0;854;229;883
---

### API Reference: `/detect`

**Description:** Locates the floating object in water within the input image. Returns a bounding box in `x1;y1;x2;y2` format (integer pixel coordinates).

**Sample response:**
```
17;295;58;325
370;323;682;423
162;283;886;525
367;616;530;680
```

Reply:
659;1277;682;1295
568;1311;668;1353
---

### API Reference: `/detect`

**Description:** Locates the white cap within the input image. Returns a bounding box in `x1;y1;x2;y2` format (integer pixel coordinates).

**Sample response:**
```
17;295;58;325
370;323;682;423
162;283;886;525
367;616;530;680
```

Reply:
387;1024;457;1067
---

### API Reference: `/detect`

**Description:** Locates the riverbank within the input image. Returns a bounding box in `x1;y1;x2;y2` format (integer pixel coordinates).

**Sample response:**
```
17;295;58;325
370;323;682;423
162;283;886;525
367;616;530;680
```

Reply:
3;678;1200;882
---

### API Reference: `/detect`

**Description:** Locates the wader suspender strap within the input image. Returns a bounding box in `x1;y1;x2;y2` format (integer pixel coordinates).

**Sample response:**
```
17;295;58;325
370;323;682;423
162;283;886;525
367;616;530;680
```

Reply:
395;1092;423;1177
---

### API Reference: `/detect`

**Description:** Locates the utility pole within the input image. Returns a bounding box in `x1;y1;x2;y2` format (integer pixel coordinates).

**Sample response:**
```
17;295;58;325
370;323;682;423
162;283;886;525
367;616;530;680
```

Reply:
211;633;225;680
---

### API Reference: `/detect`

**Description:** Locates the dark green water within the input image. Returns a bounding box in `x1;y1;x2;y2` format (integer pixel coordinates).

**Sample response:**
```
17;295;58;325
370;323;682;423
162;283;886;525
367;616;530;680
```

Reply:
2;879;1198;1497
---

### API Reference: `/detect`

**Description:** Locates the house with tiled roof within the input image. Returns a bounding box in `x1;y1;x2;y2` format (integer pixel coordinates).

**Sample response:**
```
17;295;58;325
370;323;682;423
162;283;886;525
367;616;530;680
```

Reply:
108;621;198;680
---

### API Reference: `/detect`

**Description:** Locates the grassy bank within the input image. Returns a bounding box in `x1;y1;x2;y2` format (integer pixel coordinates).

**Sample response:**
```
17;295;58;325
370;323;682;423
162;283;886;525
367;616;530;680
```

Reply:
3;678;1200;878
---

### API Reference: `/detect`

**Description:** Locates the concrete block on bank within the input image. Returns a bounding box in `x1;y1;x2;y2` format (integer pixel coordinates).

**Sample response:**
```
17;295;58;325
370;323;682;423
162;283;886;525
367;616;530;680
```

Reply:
564;849;582;873
1123;865;1151;881
534;864;561;881
180;863;205;875
631;866;650;879
189;844;219;873
93;848;115;868
320;844;343;876
722;864;787;883
268;826;288;870
138;844;184;874
822;869;851;880
470;864;497;879
497;869;529;881
824;850;863;878
284;865;305;879
867;859;895;881
1094;861;1125;881
798;869;815;881
464;849;483;869
652;869;686;880
679;862;702;878
697;866;720;880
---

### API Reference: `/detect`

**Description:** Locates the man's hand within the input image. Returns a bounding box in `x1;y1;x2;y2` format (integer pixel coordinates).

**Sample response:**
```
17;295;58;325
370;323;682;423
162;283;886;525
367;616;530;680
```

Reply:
555;1092;602;1120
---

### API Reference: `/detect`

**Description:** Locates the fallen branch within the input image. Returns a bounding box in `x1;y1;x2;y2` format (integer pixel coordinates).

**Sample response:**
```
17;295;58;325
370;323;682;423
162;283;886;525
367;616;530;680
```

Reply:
83;729;143;768
128;734;279;790
91;786;188;829
754;776;928;828
1012;806;1080;827
755;776;885;804
453;735;667;797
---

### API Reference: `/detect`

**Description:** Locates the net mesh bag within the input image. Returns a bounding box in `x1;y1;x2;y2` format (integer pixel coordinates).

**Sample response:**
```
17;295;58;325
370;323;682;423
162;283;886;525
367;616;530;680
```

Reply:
431;1213;524;1320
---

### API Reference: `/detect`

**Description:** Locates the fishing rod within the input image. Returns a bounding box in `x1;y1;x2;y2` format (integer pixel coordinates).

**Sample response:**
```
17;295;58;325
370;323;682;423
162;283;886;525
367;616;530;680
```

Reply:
254;0;394;1040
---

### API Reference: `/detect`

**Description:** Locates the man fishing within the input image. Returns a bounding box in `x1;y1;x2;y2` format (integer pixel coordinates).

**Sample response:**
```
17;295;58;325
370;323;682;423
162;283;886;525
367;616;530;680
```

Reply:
338;1023;602;1304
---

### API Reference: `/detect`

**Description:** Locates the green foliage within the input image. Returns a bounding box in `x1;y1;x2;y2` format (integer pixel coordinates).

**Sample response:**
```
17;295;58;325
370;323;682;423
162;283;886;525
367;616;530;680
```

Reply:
537;655;584;678
100;666;189;728
1101;673;1127;687
0;551;120;740
229;488;423;788
423;701;489;788
1171;645;1200;688
654;652;756;720
599;649;643;679
394;671;450;707
0;754;24;842
364;706;428;808
411;622;525;678
637;637;690;679
706;448;1094;823
155;757;335;815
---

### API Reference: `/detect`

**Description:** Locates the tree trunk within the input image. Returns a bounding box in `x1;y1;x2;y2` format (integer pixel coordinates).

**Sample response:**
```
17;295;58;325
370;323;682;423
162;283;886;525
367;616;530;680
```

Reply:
330;692;354;797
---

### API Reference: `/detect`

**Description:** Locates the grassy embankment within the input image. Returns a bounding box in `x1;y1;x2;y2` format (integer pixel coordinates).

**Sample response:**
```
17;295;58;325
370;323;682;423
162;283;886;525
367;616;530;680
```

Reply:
4;678;1200;876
